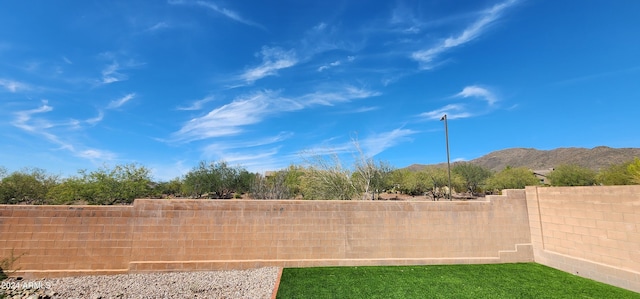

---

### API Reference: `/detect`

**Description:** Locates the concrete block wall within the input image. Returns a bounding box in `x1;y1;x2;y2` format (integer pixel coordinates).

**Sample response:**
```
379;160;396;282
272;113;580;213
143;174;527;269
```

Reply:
0;190;533;278
0;205;133;277
3;186;638;293
526;185;640;293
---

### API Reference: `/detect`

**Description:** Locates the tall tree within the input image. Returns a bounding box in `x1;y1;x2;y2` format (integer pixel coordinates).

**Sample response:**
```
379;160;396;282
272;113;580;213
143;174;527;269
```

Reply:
182;161;249;199
452;162;492;194
0;168;58;204
627;157;640;184
547;164;596;186
78;163;153;204
486;166;540;191
597;161;634;185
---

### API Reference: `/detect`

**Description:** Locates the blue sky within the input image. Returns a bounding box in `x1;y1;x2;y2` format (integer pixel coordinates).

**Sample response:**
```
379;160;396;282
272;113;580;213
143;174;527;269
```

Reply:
1;0;639;181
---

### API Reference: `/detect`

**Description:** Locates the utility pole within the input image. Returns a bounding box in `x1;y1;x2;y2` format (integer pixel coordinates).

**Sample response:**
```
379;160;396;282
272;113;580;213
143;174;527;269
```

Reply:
440;114;452;201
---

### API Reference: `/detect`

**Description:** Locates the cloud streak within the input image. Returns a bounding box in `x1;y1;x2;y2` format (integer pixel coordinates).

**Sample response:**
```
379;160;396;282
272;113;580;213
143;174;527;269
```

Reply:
107;93;136;109
11;101;116;161
172;90;295;142
455;85;497;105
420;104;472;120
0;79;29;93
421;85;499;120
299;86;381;106
360;128;418;157
101;62;128;84
412;0;519;69
147;22;169;32
170;0;265;30
302;128;417;160
172;86;379;143
177;95;215;111
239;47;298;84
195;1;265;29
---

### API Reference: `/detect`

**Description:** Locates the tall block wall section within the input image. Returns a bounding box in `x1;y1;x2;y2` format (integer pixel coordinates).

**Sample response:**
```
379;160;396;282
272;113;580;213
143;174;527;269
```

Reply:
525;186;640;293
0;190;533;278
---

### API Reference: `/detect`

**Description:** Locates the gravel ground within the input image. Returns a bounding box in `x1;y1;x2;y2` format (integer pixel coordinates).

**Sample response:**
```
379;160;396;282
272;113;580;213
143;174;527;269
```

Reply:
1;267;280;299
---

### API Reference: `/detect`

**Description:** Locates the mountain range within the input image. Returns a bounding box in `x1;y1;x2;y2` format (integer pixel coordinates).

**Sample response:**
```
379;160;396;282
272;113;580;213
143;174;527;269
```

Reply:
406;146;640;172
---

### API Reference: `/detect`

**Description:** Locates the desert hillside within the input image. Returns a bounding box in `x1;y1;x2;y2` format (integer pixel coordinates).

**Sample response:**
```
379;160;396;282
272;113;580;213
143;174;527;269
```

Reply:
407;146;640;172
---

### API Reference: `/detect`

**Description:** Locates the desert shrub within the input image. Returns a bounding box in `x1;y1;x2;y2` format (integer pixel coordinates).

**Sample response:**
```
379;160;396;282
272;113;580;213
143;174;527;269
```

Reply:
0;249;23;281
152;178;184;198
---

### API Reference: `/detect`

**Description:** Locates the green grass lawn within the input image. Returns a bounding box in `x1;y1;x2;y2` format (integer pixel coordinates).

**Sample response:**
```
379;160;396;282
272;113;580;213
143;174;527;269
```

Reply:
276;263;639;299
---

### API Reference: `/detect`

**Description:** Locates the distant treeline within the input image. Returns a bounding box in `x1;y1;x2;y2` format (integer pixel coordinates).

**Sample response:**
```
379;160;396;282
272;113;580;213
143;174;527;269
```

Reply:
1;156;639;205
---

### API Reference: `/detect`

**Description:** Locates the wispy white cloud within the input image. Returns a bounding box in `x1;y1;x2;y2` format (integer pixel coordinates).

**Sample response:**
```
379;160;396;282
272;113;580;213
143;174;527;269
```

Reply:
77;149;116;161
85;111;104;125
12;101;54;132
201;132;295;173
301;128;417;160
421;104;473;120
360;128;418;157
172;86;379;143
389;3;425;34
97;54;145;85
317;56;356;72
107;93;136;109
172;90;297;142
147;22;170;32
421;85;500;120
455;85;497;105
351;106;379;113
62;56;73;64
203;132;293;154
0;79;30;93
412;0;519;69
11;101;116;161
301;22;361;56
101;62;128;84
318;60;341;72
299;86;381;106
177;95;215;111
170;0;265;30
239;47;298;84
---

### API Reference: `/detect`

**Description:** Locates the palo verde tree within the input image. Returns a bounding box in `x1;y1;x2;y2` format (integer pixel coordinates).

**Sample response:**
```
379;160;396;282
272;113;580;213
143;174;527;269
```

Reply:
78;163;153;205
0;167;59;204
452;162;492;194
385;167;463;200
152;178;184;198
547;164;597;186
596;160;635;185
627;157;640;184
182;161;251;199
46;177;85;204
485;166;540;192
